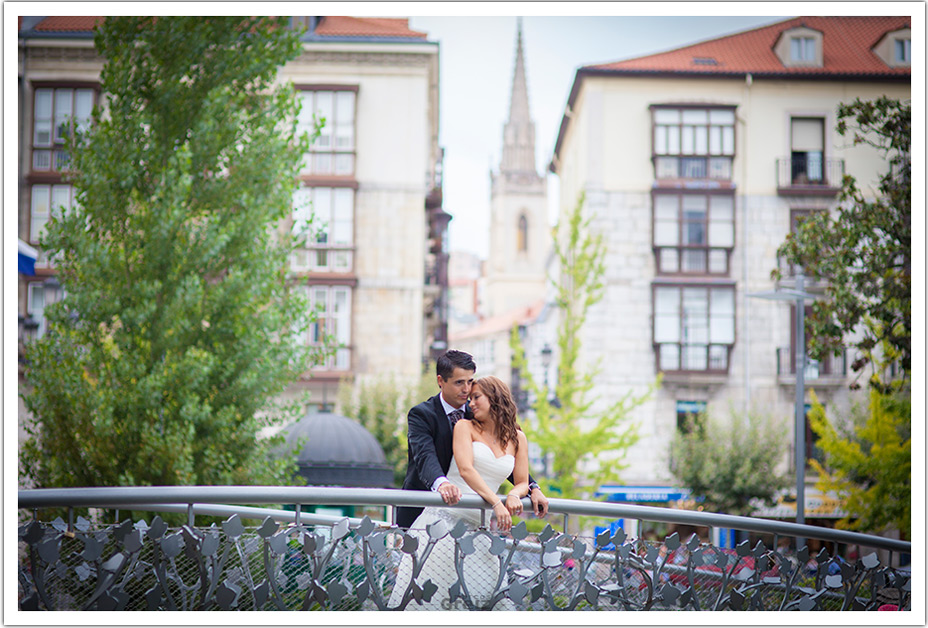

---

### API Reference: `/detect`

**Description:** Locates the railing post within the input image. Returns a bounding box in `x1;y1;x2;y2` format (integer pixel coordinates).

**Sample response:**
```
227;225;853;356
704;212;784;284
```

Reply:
68;507;74;533
480;507;486;528
295;504;301;527
187;503;194;527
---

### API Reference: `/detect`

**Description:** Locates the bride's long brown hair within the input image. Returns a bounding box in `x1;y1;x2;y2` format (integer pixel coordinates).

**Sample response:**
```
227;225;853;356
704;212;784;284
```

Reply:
471;376;519;453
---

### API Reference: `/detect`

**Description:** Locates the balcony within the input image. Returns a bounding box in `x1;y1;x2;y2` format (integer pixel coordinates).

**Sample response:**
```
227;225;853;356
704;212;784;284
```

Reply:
776;157;844;196
17;486;911;611
776;346;847;387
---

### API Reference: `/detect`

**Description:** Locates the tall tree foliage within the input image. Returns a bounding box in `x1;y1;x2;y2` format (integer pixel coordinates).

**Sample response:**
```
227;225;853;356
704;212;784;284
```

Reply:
808;390;910;538
669;410;789;517
774;97;911;538
511;194;651;506
774;97;910;393
21;17;323;490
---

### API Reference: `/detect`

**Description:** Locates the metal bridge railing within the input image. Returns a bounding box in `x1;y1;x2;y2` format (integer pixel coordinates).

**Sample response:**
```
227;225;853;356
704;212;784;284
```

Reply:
17;486;911;612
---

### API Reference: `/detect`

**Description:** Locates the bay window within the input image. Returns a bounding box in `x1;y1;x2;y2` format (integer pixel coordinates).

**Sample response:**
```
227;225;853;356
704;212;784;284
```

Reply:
303;285;352;371
654;285;735;373
653;192;734;275
297;87;357;177
291;186;354;272
32;86;94;172
652;106;735;181
30;185;75;269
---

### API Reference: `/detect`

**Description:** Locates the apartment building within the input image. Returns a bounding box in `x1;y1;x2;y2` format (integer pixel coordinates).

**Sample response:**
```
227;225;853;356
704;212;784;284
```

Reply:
548;16;911;495
17;16;447;412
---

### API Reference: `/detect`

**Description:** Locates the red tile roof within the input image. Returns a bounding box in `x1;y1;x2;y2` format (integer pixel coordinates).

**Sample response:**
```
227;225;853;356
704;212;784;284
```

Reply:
20;16;428;40
32;16;104;32
586;16;911;77
314;16;427;39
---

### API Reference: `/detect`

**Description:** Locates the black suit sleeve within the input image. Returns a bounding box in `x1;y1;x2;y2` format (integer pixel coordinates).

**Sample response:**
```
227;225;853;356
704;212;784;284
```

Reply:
407;403;445;491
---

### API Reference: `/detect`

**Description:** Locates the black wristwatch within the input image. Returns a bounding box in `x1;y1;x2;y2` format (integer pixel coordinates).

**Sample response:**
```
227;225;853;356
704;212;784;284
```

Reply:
528;481;540;495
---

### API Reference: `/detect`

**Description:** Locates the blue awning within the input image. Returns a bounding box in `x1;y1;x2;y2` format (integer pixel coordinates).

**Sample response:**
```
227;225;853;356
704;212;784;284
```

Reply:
18;240;37;276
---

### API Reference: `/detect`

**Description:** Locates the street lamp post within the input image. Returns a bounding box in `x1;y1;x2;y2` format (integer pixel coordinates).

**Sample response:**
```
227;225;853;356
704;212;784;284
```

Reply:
539;344;554;478
748;271;819;551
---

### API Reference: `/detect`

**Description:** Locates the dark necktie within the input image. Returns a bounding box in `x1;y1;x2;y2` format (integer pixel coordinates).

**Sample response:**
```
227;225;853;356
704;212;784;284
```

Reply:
448;409;464;428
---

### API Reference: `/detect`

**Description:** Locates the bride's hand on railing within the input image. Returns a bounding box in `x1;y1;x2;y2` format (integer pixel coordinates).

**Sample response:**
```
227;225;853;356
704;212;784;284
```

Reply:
505;492;523;516
492;500;511;532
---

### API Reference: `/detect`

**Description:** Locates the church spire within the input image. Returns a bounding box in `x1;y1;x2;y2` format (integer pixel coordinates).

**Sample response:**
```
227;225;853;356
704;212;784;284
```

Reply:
500;17;538;175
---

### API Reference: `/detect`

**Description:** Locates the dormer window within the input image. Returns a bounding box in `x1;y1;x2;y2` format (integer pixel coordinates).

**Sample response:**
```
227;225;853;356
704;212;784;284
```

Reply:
790;37;816;62
872;27;911;68
774;26;823;68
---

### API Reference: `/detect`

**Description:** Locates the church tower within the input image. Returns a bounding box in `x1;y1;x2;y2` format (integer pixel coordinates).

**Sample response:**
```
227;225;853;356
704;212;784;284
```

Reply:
485;19;548;318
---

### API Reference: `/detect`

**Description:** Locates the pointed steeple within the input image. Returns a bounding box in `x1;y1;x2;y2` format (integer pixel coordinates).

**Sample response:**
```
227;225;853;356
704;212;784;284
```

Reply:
500;18;538;176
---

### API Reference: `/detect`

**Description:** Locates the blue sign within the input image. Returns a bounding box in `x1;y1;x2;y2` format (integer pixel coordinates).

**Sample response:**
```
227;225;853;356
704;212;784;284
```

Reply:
595;486;692;503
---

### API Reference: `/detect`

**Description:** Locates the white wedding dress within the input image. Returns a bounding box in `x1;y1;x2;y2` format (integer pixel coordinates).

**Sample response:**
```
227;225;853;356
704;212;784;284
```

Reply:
389;441;517;611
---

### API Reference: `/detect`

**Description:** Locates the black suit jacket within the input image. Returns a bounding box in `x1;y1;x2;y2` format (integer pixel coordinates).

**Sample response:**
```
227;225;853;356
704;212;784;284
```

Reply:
397;394;453;528
396;394;535;529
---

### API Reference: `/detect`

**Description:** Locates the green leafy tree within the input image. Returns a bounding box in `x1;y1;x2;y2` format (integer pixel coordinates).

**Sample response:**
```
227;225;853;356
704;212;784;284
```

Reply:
21;17;324;495
511;193;651;509
808;390;910;538
669;409;789;516
337;368;435;487
774;97;910;393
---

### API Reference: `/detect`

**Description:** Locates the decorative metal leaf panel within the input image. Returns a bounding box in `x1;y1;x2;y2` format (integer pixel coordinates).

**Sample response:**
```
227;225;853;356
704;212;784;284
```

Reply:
18;516;910;611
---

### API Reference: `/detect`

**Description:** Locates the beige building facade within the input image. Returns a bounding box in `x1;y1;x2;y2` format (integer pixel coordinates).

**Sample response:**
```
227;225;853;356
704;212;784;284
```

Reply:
17;17;446;418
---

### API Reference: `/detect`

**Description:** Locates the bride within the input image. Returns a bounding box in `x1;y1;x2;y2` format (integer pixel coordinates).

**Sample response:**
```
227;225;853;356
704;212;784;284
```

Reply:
389;376;530;610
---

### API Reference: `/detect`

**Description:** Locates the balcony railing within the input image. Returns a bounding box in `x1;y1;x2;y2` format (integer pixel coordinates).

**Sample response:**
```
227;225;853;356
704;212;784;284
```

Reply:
776;157;844;195
17;486;910;612
776;346;847;380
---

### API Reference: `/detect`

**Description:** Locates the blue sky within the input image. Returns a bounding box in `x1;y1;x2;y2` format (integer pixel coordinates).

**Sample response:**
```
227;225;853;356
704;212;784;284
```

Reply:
408;14;788;258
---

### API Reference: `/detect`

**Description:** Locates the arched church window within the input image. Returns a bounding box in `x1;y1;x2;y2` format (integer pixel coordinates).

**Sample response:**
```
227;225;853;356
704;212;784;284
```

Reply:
517;214;529;252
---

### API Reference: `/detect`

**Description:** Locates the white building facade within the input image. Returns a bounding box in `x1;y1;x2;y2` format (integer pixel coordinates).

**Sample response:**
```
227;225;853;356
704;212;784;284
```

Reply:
548;16;911;489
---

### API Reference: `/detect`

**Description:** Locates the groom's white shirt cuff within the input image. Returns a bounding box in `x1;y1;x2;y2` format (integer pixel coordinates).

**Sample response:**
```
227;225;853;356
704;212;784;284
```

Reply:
433;395;464;492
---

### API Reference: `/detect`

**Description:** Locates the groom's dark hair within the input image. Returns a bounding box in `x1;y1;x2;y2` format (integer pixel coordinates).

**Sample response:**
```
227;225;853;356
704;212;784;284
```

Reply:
437;350;476;380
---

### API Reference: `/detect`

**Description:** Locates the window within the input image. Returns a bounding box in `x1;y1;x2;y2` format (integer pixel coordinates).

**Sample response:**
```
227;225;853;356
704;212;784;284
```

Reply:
297;88;356;176
676;401;706;434
32;87;94;172
895;38;911;64
790;118;824;184
303;285;352;371
654;285;735;373
517;214;528;252
27;283;48;338
30;184;75;244
790;37;816;62
653;193;734;275
653;107;735;181
290;186;354;272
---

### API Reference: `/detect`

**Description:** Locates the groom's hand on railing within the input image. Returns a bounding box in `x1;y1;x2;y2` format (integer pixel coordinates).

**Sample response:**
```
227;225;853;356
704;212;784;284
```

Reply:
530;488;549;517
438;481;461;505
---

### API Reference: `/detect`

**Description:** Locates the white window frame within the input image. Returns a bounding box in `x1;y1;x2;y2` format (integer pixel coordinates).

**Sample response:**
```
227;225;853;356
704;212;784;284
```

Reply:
32;86;94;172
290;186;354;272
297;88;357;176
303;285;352;371
894;37;911;64
27;283;48;338
653;107;735;181
31;184;74;246
790;36;816;62
653;192;734;275
654;285;735;373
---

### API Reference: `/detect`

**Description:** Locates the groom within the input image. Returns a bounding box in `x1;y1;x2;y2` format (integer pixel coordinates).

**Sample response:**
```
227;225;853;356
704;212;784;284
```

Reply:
396;349;548;529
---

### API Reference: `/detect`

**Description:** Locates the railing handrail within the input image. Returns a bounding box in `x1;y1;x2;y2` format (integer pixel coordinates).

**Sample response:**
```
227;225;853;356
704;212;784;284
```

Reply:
18;485;910;553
